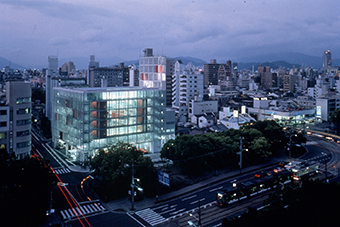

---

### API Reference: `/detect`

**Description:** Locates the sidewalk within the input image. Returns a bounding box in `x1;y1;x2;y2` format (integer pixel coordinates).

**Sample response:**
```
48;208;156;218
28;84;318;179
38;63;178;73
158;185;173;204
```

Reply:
105;155;290;213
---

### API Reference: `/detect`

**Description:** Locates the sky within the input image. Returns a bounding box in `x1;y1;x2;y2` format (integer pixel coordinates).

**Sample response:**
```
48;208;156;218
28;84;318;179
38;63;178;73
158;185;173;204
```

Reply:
1;0;340;68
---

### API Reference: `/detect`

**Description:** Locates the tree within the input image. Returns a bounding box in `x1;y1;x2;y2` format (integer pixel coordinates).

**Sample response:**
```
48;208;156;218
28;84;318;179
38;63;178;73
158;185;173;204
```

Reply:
40;115;51;138
32;87;46;103
0;149;57;226
89;142;157;200
329;108;340;127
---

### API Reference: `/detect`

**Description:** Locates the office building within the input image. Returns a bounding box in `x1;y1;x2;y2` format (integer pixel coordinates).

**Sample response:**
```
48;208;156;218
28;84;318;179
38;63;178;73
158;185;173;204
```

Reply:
52;86;174;162
5;81;32;159
323;50;332;69
283;74;296;93
88;63;130;88
46;56;59;120
203;59;220;86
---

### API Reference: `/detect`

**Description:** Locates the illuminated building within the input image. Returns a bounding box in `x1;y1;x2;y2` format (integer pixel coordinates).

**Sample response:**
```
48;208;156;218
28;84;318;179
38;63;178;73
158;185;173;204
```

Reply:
6;81;32;159
323;50;332;69
139;48;174;106
52;86;174;162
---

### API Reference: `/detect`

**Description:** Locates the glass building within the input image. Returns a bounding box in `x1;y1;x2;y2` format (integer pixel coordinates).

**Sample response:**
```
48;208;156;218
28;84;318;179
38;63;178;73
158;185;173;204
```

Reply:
52;86;174;162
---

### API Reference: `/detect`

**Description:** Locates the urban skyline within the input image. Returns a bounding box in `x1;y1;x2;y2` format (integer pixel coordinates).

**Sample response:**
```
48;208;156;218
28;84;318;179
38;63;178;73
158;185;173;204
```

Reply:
1;0;340;68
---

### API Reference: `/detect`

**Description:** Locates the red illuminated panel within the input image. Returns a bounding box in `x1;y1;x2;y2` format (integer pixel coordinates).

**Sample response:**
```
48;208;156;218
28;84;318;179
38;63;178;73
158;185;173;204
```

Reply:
90;121;97;127
91;130;98;137
91;102;98;109
91;111;98;118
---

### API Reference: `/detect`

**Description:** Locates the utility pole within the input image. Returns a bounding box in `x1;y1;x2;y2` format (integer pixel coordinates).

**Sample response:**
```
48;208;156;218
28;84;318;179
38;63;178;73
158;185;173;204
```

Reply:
238;137;243;173
131;158;134;210
198;200;201;227
289;129;292;159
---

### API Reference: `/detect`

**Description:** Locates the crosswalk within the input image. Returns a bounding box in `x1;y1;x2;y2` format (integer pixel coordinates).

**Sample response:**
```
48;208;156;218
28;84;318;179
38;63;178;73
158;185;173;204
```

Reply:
53;167;71;175
60;203;106;220
135;208;168;226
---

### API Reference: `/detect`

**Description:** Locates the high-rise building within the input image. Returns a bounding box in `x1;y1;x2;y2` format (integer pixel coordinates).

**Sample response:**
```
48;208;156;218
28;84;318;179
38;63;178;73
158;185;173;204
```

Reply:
323;50;332;69
258;64;273;90
203;59;220;86
283;74;296;93
46;56;59;120
5;81;32;159
139;48;174;106
52;86;175;162
172;60;204;119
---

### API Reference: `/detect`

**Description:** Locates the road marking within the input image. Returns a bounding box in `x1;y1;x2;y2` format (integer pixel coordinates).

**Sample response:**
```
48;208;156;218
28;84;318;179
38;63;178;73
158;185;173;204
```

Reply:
190;198;205;205
209;186;223;192
182;195;197;201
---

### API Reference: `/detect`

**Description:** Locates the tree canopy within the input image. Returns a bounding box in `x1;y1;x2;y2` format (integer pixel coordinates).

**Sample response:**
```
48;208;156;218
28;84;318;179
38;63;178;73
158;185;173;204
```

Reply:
89;142;157;200
160;120;287;175
0;149;57;226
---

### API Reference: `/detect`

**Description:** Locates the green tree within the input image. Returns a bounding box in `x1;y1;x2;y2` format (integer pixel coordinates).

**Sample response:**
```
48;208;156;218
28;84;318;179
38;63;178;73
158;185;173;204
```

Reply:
330;108;340;127
89;142;157;200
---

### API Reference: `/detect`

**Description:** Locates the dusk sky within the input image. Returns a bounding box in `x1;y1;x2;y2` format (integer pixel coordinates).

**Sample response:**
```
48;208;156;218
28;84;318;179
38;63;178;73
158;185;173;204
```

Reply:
1;0;340;68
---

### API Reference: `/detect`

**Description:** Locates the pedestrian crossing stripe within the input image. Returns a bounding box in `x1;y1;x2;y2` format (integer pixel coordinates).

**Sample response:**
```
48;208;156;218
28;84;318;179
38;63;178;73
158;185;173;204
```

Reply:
53;168;71;175
135;208;167;226
60;203;106;220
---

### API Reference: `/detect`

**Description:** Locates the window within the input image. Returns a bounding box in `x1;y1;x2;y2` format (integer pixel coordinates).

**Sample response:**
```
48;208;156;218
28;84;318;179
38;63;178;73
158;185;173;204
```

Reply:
17;130;30;137
0;132;5;139
17;141;31;148
17;119;31;126
0;110;7;115
17;108;31;114
0;122;7;127
16;97;31;104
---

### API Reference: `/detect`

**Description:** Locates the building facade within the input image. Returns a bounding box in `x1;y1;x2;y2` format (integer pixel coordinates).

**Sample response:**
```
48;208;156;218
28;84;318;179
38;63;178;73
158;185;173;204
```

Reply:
88;63;130;88
139;48;174;106
323;50;332;69
6;81;32;159
172;62;204;120
52;86;174;162
203;59;221;86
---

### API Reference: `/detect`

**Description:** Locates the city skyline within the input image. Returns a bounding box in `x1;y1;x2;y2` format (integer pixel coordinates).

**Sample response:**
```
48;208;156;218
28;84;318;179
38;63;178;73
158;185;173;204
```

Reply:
1;0;340;68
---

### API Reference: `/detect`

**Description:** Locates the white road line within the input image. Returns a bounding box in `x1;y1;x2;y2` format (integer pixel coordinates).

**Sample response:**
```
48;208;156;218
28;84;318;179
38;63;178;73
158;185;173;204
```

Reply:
60;210;67;219
152;204;168;211
209;186;223;192
190;198;205;205
159;208;176;215
182;195;197;201
83;205;90;213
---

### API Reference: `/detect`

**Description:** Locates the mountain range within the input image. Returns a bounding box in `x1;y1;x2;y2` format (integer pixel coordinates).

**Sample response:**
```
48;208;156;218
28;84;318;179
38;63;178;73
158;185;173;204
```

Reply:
1;52;339;71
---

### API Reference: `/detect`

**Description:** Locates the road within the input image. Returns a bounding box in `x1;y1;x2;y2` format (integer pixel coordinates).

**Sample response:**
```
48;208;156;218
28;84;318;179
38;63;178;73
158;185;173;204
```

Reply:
133;134;340;227
31;131;145;227
32;130;340;227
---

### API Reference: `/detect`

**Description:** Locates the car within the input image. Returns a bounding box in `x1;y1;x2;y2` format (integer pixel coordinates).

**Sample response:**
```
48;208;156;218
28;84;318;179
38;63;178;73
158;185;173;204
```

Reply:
274;167;283;173
278;161;288;167
254;171;268;178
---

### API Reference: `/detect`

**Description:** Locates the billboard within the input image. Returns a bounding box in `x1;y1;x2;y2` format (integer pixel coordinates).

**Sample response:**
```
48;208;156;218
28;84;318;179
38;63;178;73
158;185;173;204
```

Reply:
158;170;170;187
316;106;321;118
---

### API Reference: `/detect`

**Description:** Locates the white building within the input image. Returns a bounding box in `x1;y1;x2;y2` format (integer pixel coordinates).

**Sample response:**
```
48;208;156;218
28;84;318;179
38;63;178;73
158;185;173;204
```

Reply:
316;95;340;121
172;60;204;121
189;99;218;118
